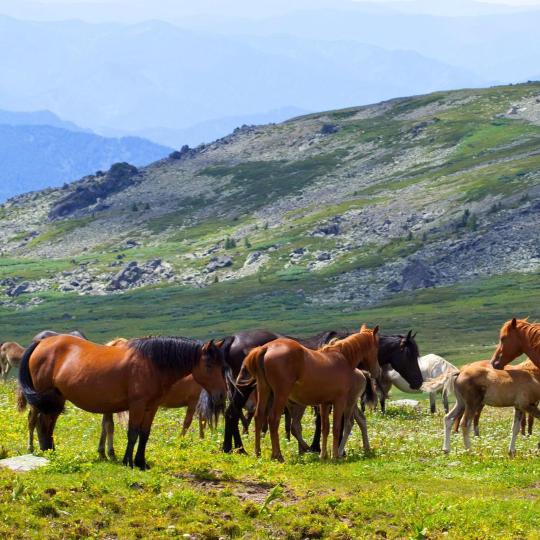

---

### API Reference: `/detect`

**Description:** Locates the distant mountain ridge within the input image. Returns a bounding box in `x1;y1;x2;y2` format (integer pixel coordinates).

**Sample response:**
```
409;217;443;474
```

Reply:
0;123;171;201
0;108;89;132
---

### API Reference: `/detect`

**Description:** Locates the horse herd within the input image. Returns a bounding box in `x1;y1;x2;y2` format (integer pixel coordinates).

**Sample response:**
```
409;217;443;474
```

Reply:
0;317;538;469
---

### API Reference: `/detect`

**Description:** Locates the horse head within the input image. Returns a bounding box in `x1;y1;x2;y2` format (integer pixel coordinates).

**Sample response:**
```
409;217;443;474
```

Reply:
196;340;229;419
491;318;524;369
385;330;423;390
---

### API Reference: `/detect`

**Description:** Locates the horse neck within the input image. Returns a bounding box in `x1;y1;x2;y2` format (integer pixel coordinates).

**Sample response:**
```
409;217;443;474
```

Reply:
334;333;372;369
520;323;540;366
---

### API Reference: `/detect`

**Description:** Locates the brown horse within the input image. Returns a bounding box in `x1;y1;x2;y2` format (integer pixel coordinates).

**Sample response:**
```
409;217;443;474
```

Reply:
448;359;536;437
491;318;540;369
442;358;540;455
242;324;380;461
0;342;25;380
18;335;228;469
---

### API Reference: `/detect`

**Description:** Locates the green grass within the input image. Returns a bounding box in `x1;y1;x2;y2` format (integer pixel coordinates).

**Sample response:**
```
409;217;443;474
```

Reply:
2;382;540;539
0;272;537;365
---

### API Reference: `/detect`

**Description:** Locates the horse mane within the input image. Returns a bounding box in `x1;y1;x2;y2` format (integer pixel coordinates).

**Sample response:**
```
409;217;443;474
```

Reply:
128;336;202;372
518;319;540;352
320;327;375;361
106;337;128;347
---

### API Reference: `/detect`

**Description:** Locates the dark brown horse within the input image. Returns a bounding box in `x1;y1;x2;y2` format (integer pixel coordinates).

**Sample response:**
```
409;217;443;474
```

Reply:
243;325;380;461
18;335;228;469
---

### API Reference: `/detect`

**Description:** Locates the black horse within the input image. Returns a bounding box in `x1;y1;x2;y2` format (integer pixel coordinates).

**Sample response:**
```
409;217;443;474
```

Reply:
220;328;423;453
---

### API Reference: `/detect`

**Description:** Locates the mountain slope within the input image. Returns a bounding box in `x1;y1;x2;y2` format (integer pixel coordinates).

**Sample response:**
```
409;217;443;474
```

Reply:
0;124;171;200
0;83;539;321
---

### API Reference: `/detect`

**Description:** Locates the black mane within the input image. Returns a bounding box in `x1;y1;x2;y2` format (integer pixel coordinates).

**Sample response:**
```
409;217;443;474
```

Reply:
128;336;202;372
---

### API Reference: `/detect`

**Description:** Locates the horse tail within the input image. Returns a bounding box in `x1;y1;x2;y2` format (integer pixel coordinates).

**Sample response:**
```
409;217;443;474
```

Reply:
17;341;64;415
422;367;460;396
243;345;268;387
197;389;222;429
444;370;460;397
361;370;378;409
16;385;27;412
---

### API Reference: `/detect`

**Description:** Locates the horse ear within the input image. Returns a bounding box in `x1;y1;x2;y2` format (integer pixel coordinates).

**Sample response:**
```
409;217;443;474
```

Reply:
360;323;367;332
406;330;412;340
511;318;517;328
373;325;379;336
412;332;417;340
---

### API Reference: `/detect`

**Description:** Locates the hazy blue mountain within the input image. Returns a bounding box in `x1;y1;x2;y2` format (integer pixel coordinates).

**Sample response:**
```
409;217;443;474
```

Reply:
0;16;485;145
0;124;171;201
129;107;309;148
0;108;90;132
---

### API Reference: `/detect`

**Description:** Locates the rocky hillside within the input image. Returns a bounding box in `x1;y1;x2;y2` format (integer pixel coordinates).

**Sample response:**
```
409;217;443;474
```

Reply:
1;83;539;312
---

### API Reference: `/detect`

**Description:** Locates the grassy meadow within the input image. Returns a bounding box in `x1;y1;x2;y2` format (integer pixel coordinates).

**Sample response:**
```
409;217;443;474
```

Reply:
0;269;539;538
1;382;540;539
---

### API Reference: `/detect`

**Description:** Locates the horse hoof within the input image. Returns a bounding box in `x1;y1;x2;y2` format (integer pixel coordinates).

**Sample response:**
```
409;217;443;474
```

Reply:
98;452;107;461
135;460;150;471
272;455;284;463
108;453;117;462
307;447;320;454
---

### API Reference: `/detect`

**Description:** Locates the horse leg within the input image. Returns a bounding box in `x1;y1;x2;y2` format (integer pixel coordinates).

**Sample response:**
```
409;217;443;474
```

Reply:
105;414;116;460
338;406;354;458
529;413;534;436
319;404;330;460
238;410;250;433
268;395;288;462
98;415;108;459
380;396;386;415
443;402;464;453
284;408;292;441
288;403;310;454
223;382;253;454
508;408;523;457
133;405;159;470
243;410;254;435
332;400;346;460
461;408;476;451
473;405;483;437
353;406;371;455
28;407;38;453
309;407;322;453
181;403;196;437
254;383;271;458
429;392;436;414
442;389;449;414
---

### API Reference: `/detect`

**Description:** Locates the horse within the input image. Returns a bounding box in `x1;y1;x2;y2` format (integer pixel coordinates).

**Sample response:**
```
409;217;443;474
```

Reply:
441;358;540;456
379;353;459;413
0;342;25;380
242;325;380;461
222;329;423;454
18;334;228;469
491;318;540;370
220;329;351;453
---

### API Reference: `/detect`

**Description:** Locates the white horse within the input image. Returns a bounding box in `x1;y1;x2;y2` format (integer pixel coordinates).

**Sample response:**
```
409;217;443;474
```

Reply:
379;354;459;413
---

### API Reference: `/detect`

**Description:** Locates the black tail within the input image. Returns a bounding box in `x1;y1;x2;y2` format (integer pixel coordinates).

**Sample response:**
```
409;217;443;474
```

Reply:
361;370;378;410
18;341;64;415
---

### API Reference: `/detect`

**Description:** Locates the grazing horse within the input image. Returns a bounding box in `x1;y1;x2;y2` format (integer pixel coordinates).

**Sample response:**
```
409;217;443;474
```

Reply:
0;342;25;380
243;325;380;461
18;335;227;469
441;358;540;456
491;318;540;370
380;353;458;413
